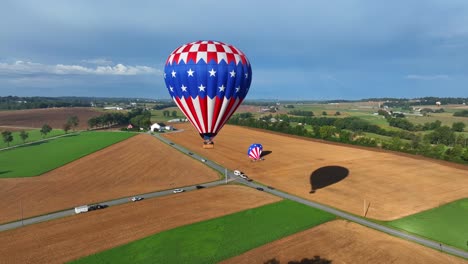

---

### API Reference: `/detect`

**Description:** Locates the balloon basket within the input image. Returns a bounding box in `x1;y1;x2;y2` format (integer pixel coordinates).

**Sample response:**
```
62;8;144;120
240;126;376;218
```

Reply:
203;143;214;149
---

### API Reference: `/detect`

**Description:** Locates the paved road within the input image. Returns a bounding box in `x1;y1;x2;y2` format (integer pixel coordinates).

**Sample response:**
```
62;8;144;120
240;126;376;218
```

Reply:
1;132;466;260
0;132;230;232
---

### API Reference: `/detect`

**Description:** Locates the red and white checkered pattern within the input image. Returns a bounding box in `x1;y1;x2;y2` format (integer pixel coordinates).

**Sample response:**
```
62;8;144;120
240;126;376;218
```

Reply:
166;40;249;65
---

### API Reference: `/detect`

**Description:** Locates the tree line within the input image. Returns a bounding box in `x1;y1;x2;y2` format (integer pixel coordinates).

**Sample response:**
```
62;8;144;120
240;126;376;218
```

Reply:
87;108;152;129
228;114;468;164
2;124;53;147
0;96;91;110
1;116;80;147
453;110;468;117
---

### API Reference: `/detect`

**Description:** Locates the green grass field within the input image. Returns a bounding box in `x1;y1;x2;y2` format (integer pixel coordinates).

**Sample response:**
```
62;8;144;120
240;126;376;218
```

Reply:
71;199;335;264
0;129;65;148
150;107;184;122
0;131;135;178
387;198;468;250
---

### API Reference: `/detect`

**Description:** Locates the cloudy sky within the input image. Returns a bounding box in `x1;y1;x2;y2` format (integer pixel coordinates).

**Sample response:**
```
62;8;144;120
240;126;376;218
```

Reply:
1;0;468;100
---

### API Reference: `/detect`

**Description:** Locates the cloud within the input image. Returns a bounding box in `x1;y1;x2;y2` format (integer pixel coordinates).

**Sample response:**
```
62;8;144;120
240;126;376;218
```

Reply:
0;60;161;76
81;58;113;65
405;74;450;80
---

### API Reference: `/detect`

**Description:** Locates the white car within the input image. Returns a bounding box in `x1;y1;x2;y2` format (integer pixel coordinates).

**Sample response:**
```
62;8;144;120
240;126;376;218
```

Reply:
131;196;144;202
240;174;248;179
234;170;241;176
173;188;184;193
201;159;207;162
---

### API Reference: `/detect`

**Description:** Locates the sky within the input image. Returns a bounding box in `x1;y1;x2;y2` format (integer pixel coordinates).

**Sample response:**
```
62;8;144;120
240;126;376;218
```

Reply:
1;0;468;100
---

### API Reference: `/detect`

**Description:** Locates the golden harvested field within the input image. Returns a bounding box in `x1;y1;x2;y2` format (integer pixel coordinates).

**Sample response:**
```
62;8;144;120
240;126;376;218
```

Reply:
0;107;102;130
164;124;468;220
0;185;281;264
0;134;219;223
221;220;466;264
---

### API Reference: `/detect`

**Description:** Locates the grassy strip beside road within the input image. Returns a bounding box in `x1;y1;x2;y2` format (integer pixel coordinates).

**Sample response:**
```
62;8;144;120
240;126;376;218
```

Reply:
0;131;135;178
0;129;65;148
387;198;468;250
71;200;335;264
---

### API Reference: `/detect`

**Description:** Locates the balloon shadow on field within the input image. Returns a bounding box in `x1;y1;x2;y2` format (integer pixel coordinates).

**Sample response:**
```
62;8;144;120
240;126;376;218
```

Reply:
0;170;11;175
260;150;272;158
309;166;349;193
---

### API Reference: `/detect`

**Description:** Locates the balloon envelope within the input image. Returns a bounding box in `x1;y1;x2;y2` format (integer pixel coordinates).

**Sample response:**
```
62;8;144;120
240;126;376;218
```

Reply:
164;40;252;143
248;143;263;160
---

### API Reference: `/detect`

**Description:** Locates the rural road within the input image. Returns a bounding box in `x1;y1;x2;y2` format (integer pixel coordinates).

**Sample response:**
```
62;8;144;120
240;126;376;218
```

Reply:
1;131;466;260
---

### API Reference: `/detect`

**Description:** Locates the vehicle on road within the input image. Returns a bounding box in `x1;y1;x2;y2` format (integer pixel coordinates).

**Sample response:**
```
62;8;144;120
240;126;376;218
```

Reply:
188;152;193;155
196;185;205;189
88;204;108;211
201;159;207;162
267;186;275;190
74;205;88;214
131;196;144;202
169;142;174;145
234;170;241;176
256;187;264;191
173;188;185;193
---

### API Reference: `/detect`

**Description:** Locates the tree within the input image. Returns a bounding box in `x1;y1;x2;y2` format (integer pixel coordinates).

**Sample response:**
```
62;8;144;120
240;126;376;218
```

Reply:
63;122;71;134
319;125;336;139
67;116;79;131
444;145;464;162
171;110;177;117
334;111;341;116
40;124;52;138
163;110;170;117
452;122;466;132
19;130;29;143
2;131;13;147
424;126;456;145
322;111;327;116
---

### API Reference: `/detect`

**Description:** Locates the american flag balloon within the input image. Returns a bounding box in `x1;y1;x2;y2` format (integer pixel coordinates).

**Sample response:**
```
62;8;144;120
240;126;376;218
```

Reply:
248;143;263;160
164;40;252;143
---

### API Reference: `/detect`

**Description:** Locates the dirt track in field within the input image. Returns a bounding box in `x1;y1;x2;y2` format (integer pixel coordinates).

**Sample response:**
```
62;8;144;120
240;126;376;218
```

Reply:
0;134;219;223
0;185;281;264
221;220;466;264
164;124;468;220
0;107;102;129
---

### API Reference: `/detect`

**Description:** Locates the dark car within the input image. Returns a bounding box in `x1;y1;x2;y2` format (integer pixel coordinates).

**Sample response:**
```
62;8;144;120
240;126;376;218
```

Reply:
88;204;108;211
267;186;275;190
256;187;264;191
196;185;205;189
188;152;194;155
169;142;174;145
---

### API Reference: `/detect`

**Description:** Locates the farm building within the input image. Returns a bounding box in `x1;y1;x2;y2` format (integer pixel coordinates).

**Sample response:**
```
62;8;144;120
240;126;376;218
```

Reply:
167;118;188;123
150;123;173;132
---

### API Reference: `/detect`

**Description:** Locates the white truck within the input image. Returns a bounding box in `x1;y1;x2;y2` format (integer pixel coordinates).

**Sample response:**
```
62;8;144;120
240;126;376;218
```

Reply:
74;205;88;214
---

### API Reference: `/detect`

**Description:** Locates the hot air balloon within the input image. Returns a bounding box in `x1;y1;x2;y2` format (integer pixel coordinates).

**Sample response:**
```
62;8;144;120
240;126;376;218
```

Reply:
248;143;263;161
164;40;252;148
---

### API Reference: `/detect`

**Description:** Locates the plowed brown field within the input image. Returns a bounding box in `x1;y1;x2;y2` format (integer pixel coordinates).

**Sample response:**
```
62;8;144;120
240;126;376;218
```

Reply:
0;134;219;223
0;185;281;264
164;124;468;220
0;107;102;129
221;220;465;264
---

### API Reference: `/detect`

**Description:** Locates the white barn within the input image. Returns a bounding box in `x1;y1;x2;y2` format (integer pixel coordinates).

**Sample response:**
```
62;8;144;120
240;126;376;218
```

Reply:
150;123;173;132
150;123;164;132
